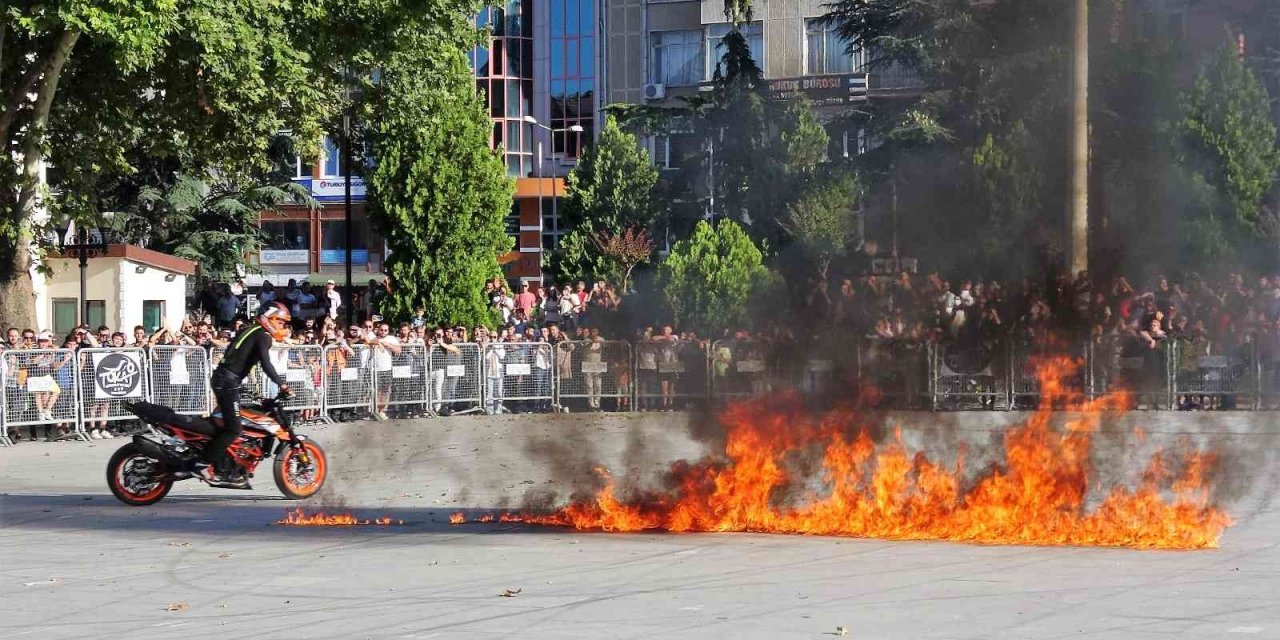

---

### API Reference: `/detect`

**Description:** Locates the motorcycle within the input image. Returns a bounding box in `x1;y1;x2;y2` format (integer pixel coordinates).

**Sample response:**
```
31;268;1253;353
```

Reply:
107;391;328;506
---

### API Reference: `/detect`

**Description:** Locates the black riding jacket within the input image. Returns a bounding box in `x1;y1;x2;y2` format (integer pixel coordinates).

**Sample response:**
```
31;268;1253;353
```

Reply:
213;325;286;387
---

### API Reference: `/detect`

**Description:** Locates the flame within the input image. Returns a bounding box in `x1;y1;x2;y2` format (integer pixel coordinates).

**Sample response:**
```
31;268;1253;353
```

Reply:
276;508;404;526
453;356;1232;549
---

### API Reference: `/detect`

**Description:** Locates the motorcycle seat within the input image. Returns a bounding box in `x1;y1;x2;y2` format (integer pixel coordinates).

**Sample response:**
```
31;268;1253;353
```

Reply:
126;401;219;436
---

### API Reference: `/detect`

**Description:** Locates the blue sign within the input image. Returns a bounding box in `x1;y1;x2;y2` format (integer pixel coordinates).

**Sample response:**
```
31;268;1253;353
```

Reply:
320;249;369;265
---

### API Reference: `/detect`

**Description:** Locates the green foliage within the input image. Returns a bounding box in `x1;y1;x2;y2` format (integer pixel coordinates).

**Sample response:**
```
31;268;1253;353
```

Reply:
784;172;862;277
659;219;776;336
554;115;659;283
366;2;513;327
111;174;314;285
1;0;450;325
1182;41;1280;233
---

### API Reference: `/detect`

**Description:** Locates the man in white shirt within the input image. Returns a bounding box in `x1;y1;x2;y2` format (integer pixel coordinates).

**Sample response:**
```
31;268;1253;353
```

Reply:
366;322;402;420
324;280;342;320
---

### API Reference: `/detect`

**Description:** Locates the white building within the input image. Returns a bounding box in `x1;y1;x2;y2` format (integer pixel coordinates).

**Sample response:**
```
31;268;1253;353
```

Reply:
36;245;195;336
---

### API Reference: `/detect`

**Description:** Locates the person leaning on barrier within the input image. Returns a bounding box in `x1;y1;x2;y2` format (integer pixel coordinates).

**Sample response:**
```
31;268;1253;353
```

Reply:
196;301;294;487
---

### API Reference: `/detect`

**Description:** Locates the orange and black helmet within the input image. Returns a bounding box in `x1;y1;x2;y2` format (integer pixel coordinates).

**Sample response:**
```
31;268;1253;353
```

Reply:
258;301;292;341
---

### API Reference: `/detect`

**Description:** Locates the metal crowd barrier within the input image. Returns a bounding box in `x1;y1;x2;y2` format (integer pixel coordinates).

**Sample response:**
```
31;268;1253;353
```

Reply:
554;340;633;411
323;344;373;417
1;348;83;444
639;339;708;410
710;339;773;402
261;345;325;415
859;339;928;408
11;335;1280;448
385;343;430;415
428;342;484;415
930;341;1007;410
149;345;212;416
77;347;151;429
482;341;553;414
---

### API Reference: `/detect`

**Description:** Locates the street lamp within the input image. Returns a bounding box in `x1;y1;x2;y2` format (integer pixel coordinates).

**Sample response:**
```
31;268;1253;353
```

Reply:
54;223;112;327
522;116;585;282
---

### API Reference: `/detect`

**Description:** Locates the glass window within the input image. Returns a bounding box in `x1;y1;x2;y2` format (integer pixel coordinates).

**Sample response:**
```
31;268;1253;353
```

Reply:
261;220;310;251
651;30;703;86
86;300;106;329
649;135;672;169
805;19;861;75
142;300;165;333
52;299;77;336
319;220;370;264
322;137;345;177
706;22;764;79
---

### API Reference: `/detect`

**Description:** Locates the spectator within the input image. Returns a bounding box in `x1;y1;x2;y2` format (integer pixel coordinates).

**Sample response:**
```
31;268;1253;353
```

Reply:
215;284;240;329
324;280;342;320
367;321;402;420
514;282;537;317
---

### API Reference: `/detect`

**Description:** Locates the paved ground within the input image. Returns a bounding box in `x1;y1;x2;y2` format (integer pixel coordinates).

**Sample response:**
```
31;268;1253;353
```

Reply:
2;411;1280;640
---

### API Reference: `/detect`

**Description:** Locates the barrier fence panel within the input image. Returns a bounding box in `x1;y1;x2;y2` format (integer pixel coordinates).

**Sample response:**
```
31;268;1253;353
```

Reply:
385;343;430;416
638;339;708;410
1;348;83;444
259;345;324;416
928;341;1001;410
554;340;633;411
149;345;212;416
1008;341;1086;409
859;339;929;409
1259;339;1280;410
710;339;772;403
482;341;553;414
323;344;374;417
1087;335;1172;409
797;336;856;401
77;347;150;428
1170;339;1258;410
429;342;483;415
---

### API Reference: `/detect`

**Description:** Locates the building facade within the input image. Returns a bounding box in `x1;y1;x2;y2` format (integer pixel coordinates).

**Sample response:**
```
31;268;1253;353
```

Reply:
251;139;385;288
472;0;603;283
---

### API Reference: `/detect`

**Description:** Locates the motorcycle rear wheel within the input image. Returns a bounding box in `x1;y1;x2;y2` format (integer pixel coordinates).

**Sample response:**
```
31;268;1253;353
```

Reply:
107;443;173;506
273;440;327;500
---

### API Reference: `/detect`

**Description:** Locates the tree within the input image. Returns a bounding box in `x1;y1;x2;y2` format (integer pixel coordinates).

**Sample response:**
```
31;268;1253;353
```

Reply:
110;175;315;286
366;5;513;327
1182;40;1280;234
659;219;776;336
784;172;862;279
592;228;655;293
1;1;455;328
554;115;659;283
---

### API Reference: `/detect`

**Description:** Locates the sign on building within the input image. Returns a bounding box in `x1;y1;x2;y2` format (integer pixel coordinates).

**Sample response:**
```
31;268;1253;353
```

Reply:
763;73;869;107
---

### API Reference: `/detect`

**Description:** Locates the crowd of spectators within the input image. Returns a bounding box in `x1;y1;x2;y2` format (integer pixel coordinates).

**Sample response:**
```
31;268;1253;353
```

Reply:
9;267;1280;442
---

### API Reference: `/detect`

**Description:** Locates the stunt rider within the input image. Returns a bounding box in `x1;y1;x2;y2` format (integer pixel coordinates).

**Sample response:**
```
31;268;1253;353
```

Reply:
196;302;293;487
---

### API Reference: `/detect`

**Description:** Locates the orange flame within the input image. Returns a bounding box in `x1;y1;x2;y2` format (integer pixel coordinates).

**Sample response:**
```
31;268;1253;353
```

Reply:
276;508;404;526
453;356;1232;549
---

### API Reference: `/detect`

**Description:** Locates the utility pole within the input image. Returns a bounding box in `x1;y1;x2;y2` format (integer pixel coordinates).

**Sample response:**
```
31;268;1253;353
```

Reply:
1069;0;1089;275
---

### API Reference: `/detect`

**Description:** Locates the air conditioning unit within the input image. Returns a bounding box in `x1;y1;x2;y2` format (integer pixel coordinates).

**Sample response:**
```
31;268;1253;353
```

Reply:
642;83;666;100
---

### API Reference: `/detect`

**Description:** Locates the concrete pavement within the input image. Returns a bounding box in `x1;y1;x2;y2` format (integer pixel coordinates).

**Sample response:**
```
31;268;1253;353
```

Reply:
2;411;1279;639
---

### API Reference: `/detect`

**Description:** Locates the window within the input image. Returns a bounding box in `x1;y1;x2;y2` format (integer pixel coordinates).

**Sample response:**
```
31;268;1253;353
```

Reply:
550;0;595;158
805;19;861;75
142;301;165;333
322;137;345;177
52;299;77;336
649;135;672;169
651;30;703;86
319;220;370;265
261;221;310;251
706;22;764;80
86;300;106;329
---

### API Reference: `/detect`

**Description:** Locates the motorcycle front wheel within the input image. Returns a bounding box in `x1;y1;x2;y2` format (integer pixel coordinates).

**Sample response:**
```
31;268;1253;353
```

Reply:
107;443;173;506
273;440;327;500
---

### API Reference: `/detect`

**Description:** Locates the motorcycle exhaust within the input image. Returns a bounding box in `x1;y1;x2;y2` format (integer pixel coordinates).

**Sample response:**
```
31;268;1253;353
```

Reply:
131;434;195;468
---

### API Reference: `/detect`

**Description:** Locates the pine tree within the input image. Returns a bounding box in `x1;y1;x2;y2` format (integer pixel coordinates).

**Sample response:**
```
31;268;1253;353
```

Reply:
367;10;513;326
